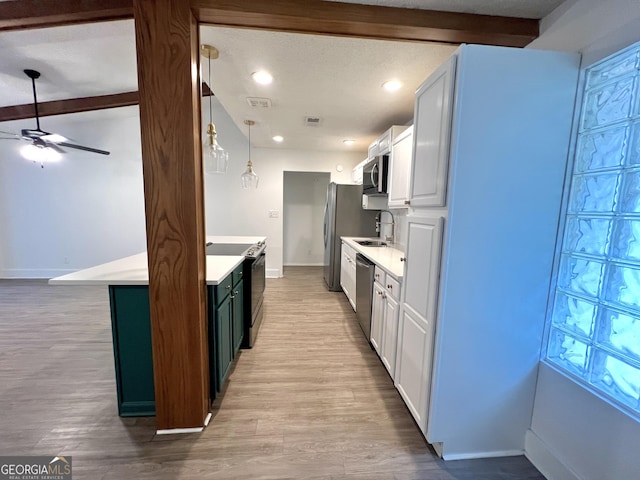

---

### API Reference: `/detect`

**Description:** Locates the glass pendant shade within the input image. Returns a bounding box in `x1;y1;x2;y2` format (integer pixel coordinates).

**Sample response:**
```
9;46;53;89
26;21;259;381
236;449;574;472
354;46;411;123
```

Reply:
241;120;258;189
203;122;228;174
241;161;259;188
201;44;228;175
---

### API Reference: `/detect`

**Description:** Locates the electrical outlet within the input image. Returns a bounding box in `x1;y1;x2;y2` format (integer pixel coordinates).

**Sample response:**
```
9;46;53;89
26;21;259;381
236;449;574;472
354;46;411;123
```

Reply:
268;210;280;218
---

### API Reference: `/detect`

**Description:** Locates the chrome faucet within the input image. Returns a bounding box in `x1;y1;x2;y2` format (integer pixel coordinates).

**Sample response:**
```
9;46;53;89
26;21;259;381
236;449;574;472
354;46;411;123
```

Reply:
375;210;395;245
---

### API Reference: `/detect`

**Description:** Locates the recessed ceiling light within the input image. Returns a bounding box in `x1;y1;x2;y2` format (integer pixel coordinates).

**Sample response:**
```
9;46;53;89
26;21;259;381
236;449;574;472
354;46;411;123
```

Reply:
343;139;355;146
252;70;273;85
382;80;402;92
272;135;284;143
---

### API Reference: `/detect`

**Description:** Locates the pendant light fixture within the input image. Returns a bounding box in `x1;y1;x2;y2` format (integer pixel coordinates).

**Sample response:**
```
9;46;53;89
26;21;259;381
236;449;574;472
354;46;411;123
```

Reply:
241;120;259;189
201;44;228;174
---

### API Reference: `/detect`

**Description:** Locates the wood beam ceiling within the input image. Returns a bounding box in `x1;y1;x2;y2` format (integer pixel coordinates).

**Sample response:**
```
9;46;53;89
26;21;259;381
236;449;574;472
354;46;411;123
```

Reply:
193;0;539;47
0;84;212;123
0;0;133;31
0;0;539;47
0;92;138;123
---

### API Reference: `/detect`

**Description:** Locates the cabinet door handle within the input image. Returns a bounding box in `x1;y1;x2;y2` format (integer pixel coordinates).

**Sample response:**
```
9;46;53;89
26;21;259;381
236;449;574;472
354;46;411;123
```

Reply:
400;257;406;262
226;285;231;290
234;290;239;295
387;284;392;289
375;273;379;279
230;294;235;299
404;200;410;205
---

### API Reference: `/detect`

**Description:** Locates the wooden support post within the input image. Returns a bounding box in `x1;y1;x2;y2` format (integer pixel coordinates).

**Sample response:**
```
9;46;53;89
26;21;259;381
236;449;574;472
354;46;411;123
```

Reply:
133;0;209;430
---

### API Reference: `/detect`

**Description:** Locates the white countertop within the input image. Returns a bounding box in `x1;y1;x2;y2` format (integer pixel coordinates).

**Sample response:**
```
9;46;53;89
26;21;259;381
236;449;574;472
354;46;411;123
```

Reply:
49;236;267;286
206;235;266;244
341;237;405;279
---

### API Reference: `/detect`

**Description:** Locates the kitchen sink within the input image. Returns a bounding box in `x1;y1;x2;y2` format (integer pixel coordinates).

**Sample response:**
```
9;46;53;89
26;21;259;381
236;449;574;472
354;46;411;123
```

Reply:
356;240;387;247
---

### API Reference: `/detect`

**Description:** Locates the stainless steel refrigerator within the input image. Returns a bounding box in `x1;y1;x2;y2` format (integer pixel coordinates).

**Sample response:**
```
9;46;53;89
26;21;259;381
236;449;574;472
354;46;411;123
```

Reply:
323;183;378;291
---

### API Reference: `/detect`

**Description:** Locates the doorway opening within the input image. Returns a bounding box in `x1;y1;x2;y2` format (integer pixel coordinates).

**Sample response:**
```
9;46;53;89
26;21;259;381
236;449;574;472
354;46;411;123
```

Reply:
283;171;331;273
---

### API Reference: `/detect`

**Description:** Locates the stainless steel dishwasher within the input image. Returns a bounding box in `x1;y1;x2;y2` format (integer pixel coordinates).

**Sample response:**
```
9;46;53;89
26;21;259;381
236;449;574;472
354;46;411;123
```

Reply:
355;253;375;341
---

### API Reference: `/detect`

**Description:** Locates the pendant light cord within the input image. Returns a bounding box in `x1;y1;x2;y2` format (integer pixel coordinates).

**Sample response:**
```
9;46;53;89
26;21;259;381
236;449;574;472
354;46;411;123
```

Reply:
208;54;213;125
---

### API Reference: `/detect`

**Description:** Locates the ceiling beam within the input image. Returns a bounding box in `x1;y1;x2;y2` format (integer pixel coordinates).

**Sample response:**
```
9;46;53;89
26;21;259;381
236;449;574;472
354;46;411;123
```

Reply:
0;0;539;46
0;0;133;31
192;0;539;47
0;92;138;122
0;84;213;123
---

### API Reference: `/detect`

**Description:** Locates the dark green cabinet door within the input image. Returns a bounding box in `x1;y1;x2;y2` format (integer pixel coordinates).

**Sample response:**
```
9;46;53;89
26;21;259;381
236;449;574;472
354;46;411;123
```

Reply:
215;295;233;389
109;286;155;417
232;279;244;354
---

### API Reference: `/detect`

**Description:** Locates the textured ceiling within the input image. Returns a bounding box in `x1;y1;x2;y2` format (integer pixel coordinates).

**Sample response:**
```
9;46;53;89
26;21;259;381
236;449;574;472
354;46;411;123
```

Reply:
0;0;566;153
201;26;456;152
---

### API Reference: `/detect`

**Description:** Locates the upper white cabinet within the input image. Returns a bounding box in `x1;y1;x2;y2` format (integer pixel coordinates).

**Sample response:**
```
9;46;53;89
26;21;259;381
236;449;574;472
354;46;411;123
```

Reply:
409;55;456;208
388;125;413;208
368;125;409;161
396;45;581;458
351;158;367;185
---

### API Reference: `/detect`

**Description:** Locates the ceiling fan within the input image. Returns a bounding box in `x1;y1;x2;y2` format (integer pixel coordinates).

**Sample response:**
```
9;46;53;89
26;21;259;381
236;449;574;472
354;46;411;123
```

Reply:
0;69;110;164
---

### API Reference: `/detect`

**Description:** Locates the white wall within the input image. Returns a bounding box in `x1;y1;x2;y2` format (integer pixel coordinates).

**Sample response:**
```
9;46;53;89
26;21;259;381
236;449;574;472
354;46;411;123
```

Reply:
283;171;330;266
525;1;640;478
0;97;361;278
0;106;147;277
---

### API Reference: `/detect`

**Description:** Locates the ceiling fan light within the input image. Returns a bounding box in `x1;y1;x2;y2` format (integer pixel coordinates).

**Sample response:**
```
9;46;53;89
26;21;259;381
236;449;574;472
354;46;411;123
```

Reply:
20;143;61;163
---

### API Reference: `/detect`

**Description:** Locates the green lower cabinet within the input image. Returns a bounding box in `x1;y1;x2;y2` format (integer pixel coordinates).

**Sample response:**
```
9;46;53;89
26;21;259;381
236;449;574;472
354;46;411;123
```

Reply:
215;294;234;389
109;264;244;416
232;279;244;354
109;286;155;417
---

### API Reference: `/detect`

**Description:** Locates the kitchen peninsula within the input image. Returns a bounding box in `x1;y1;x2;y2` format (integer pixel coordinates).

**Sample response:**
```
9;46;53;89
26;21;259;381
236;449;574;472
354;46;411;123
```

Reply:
49;236;266;418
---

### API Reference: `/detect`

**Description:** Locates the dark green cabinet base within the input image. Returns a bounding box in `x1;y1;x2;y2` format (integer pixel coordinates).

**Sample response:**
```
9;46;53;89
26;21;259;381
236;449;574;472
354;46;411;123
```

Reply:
108;286;155;417
109;264;244;417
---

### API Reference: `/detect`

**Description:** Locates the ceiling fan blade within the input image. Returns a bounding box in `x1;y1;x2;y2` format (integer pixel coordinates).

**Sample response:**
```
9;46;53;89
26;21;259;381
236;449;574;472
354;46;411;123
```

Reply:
58;141;110;155
41;133;69;143
44;142;66;154
0;130;21;140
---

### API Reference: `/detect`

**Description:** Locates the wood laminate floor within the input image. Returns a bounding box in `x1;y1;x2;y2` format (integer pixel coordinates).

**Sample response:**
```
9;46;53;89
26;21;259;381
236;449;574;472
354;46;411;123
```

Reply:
0;268;545;479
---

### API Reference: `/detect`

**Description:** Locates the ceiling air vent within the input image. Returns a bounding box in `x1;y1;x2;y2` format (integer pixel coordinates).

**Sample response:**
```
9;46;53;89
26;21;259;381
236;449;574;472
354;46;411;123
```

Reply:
246;97;272;108
305;116;322;127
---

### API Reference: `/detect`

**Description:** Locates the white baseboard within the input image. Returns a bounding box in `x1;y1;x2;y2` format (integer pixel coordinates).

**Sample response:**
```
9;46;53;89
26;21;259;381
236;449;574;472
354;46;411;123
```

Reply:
0;268;75;279
283;262;324;266
525;430;579;480
266;268;281;278
442;449;523;461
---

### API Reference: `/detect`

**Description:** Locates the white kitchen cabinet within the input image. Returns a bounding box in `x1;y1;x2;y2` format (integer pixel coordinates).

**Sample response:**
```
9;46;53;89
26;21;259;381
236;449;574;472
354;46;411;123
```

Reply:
409;55;455;208
370;281;385;353
396;45;581;458
395;306;433;433
340;242;357;311
351;158;367;185
395;214;443;434
388;125;413;208
370;265;402;379
380;285;399;377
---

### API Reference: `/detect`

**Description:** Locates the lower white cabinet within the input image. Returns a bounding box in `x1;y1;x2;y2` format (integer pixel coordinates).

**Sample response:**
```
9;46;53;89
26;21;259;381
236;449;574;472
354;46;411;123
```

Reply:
370;267;402;380
380;294;399;376
394;307;434;435
370;282;385;353
340;242;357;311
394;215;443;435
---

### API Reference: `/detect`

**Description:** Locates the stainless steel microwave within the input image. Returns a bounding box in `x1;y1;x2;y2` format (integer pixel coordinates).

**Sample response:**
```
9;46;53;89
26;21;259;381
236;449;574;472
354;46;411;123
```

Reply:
362;155;389;195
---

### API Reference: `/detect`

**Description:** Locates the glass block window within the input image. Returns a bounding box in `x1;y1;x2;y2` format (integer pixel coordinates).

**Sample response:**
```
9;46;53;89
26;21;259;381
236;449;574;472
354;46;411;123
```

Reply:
546;42;640;417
